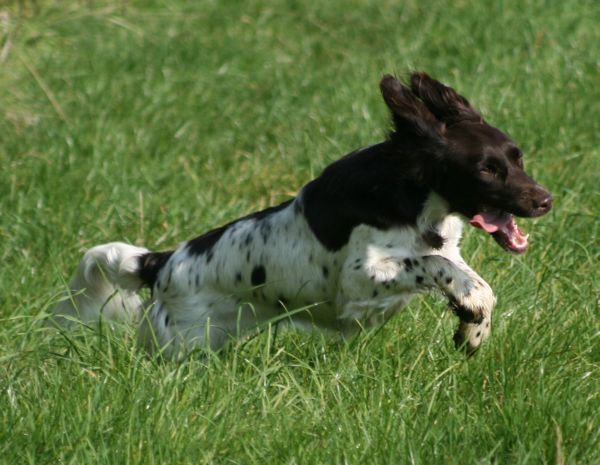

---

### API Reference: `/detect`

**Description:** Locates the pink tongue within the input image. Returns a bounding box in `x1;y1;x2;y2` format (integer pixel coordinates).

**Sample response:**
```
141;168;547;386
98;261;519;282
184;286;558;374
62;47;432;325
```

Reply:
469;211;511;233
469;211;529;253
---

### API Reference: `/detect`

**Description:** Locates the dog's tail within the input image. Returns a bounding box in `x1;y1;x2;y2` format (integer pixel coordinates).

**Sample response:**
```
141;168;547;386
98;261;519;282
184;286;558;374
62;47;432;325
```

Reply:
52;242;151;326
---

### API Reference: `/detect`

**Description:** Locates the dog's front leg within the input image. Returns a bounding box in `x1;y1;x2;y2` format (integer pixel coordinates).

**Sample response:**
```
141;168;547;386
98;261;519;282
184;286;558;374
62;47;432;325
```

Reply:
340;254;495;353
417;255;495;354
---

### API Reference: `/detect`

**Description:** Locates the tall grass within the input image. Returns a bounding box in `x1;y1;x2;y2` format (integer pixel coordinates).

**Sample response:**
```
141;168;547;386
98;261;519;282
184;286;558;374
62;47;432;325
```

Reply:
1;1;598;463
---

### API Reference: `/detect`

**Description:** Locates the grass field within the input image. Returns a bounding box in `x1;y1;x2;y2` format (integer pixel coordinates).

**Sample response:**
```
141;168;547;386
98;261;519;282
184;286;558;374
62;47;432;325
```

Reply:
1;0;599;463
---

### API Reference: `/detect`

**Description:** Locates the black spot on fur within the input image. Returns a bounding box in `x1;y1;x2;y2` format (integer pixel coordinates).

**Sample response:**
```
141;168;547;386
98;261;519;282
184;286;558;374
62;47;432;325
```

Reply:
476;331;481;337
164;313;169;326
235;272;242;283
186;228;225;258
260;221;272;244
354;265;361;270
138;251;174;288
451;302;484;324
416;275;424;284
206;251;214;264
372;289;378;298
246;251;251;263
163;268;173;292
453;330;469;353
277;295;289;307
445;277;453;285
187;200;292;256
404;258;413;271
322;266;329;278
422;229;445;249
251;265;266;286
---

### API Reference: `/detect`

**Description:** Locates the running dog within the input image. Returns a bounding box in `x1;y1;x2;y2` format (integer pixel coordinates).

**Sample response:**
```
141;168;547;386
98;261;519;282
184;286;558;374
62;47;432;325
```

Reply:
53;72;553;357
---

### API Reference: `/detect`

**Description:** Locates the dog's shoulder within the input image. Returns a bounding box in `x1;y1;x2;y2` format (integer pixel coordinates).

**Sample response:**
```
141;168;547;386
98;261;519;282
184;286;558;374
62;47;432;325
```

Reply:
344;192;463;261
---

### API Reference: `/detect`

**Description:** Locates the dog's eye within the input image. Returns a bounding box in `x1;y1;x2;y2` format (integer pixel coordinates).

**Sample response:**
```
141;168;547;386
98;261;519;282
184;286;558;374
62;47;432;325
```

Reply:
480;164;499;177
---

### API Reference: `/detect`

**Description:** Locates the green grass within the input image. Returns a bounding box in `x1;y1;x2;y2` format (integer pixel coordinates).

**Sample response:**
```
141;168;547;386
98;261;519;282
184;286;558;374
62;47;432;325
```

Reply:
1;0;599;463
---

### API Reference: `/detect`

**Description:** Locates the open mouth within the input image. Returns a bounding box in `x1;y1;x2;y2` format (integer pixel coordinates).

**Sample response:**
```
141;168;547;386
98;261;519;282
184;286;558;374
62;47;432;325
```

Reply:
469;211;529;253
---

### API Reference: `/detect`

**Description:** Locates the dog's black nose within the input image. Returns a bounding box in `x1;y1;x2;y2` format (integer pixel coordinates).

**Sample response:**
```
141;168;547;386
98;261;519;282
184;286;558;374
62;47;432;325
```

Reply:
533;193;553;215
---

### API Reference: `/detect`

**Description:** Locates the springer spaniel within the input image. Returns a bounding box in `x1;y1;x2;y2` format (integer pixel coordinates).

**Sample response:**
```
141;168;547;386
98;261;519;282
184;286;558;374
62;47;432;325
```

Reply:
53;72;553;357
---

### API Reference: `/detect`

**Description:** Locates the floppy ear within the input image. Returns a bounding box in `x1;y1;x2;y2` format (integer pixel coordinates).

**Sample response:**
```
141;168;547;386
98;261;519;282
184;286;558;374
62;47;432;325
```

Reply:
380;75;444;140
410;72;481;123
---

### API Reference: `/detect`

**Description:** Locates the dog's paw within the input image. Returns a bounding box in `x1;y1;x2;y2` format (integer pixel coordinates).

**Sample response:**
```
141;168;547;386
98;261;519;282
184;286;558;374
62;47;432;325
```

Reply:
453;317;491;355
448;276;495;323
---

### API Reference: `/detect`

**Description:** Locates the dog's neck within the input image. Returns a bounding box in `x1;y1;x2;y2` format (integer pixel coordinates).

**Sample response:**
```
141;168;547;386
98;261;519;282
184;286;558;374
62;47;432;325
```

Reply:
299;142;431;251
417;192;450;231
417;192;464;251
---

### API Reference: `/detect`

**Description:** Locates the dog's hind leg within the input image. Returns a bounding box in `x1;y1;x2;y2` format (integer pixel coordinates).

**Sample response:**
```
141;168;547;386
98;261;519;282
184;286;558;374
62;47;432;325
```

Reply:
137;291;276;359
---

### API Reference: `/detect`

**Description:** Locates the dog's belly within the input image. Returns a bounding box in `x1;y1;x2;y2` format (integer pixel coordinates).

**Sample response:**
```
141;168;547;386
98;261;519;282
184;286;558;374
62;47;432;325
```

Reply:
146;253;344;355
142;285;341;357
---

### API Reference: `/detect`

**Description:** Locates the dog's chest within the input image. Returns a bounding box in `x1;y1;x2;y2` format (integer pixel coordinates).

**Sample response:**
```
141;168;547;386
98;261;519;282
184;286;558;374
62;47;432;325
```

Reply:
346;211;463;263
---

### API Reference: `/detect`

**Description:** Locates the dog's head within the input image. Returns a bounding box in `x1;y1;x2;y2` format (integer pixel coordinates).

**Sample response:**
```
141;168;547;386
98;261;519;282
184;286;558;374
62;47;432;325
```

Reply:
380;72;552;253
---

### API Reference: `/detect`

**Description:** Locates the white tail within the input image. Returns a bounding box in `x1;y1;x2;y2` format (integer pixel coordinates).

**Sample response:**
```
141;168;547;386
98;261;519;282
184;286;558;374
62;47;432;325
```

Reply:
52;242;150;326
